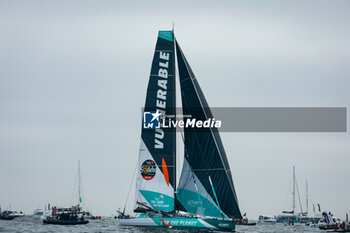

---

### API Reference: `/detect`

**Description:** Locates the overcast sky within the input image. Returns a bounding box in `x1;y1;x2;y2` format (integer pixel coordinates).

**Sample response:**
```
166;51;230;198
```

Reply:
0;0;349;218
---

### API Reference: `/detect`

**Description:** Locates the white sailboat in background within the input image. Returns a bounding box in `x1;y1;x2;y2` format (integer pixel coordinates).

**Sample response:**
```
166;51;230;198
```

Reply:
276;166;304;223
71;160;101;220
42;161;91;225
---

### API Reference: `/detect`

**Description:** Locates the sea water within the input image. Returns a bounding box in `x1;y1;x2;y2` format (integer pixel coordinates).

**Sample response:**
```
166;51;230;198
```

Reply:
0;216;322;233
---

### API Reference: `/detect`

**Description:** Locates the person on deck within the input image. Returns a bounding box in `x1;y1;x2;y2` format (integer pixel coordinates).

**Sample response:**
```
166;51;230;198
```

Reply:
341;221;345;229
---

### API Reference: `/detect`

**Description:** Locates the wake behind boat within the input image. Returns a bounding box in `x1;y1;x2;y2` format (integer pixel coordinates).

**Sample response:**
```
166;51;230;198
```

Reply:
119;30;242;231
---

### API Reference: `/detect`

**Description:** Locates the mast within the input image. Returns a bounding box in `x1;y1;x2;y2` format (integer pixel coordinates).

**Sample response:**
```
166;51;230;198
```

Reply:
78;160;81;207
306;180;308;216
172;29;176;209
292;166;295;215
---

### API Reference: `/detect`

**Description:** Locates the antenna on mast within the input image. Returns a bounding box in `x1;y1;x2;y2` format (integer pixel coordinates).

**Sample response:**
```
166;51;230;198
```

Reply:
172;21;175;33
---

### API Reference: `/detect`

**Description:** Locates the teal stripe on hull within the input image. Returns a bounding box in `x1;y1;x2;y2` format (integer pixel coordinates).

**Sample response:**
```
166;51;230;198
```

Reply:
121;215;235;231
276;219;301;223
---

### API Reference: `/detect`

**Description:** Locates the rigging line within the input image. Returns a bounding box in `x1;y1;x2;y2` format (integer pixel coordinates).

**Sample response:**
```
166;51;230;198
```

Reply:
295;177;303;214
306;180;309;215
209;175;224;220
70;169;79;207
173;34;177;199
123;160;138;215
78;161;86;208
308;185;318;216
283;175;293;212
78;161;81;206
174;34;182;191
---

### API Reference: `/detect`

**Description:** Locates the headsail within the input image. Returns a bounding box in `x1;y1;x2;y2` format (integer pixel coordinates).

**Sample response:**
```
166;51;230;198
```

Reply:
134;31;176;213
175;40;242;219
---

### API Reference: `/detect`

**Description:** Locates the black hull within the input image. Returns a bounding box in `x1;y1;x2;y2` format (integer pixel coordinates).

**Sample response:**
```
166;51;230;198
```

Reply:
0;216;16;220
43;219;89;225
237;222;257;226
320;225;339;230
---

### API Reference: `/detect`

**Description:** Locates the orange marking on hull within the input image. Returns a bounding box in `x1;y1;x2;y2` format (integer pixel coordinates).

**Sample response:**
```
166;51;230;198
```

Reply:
162;158;170;186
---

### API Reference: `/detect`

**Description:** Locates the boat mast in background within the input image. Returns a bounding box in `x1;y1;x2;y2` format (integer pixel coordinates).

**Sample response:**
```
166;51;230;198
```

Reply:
306;180;309;216
78;160;82;207
292;166;296;215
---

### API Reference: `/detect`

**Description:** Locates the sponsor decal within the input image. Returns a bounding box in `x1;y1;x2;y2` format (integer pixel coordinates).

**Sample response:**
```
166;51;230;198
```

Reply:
218;223;229;227
154;51;170;149
187;199;203;207
169;219;198;226
150;194;168;208
141;160;156;180
143;111;161;129
143;111;222;130
162;117;221;128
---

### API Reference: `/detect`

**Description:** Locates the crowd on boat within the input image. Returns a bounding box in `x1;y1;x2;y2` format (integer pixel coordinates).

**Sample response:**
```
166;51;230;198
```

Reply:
257;211;350;232
0;207;24;220
41;205;103;225
1;203;104;226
